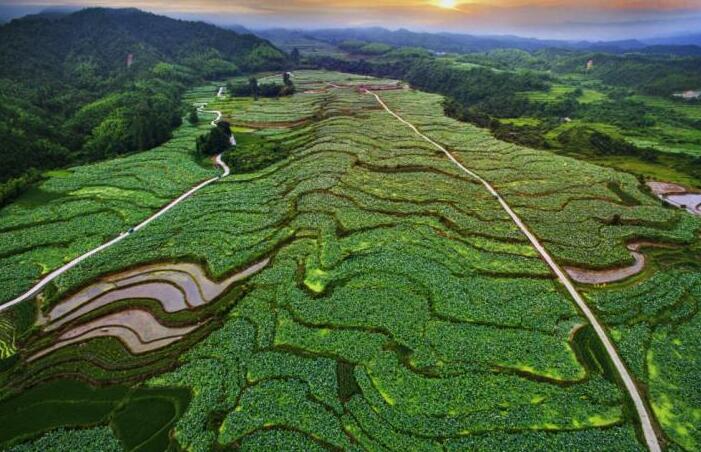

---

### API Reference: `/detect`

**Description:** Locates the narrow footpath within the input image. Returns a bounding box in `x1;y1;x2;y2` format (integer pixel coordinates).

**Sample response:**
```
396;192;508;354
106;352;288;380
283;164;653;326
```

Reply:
0;102;230;314
363;88;662;452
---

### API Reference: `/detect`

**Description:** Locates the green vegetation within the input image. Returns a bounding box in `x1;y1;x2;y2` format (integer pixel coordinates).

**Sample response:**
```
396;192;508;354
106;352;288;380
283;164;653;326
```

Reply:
9;427;122;452
3;71;699;451
0;7;286;203
466;51;701;180
311;46;701;189
0;379;189;450
226;73;296;99
0;171;42;208
196;121;233;156
339;40;393;55
223;131;292;173
588;267;701;451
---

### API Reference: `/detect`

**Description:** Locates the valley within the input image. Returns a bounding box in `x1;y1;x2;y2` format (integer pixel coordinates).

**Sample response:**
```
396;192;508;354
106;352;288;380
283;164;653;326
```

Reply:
1;70;699;451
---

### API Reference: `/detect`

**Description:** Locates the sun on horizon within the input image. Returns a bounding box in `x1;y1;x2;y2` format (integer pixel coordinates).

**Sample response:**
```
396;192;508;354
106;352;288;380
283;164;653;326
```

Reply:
438;0;457;9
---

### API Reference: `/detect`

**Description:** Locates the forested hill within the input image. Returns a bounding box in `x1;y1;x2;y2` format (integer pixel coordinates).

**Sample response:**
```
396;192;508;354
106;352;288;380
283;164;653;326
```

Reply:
0;7;283;87
0;8;286;201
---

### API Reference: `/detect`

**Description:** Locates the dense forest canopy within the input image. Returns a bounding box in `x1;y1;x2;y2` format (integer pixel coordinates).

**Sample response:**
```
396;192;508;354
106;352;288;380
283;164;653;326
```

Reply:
0;7;286;201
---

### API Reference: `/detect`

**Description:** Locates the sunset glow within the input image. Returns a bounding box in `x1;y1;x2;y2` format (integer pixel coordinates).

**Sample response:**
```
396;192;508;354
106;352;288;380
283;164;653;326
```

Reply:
1;0;700;39
438;0;457;8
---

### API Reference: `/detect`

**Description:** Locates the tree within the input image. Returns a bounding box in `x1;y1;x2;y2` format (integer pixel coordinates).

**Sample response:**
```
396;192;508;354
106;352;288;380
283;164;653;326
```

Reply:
291;48;301;66
217;120;233;138
196;121;232;156
249;77;259;100
281;72;296;96
188;107;199;125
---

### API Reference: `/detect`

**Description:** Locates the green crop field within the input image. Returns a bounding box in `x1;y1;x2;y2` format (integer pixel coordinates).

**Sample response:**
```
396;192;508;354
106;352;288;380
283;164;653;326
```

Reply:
629;95;701;121
587;267;701;451
518;83;607;105
0;71;699;451
0;116;218;306
515;77;701;158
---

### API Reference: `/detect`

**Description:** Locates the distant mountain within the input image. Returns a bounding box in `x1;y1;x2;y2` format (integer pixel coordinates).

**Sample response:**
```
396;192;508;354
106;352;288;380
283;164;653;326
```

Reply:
645;34;701;47
568;39;647;52
295;27;562;53
639;45;701;57
256;27;699;56
255;28;346;55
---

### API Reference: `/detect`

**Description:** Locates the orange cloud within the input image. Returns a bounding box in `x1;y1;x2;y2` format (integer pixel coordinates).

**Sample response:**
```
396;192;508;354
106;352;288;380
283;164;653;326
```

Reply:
3;0;701;39
7;0;701;12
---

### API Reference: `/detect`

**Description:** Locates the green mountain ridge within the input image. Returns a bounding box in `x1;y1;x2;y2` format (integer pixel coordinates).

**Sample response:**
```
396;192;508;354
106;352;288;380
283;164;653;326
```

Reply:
0;7;284;87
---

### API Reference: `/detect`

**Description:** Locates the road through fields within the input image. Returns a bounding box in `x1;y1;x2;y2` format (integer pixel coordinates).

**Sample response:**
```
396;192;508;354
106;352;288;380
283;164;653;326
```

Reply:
364;87;662;452
0;104;230;314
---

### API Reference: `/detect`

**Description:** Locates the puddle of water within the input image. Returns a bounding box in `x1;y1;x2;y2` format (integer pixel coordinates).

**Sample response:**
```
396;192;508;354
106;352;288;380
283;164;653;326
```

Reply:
565;241;677;285
664;193;701;215
61;309;197;343
647;181;701;216
31;258;272;362
47;258;271;329
566;248;645;284
47;282;189;331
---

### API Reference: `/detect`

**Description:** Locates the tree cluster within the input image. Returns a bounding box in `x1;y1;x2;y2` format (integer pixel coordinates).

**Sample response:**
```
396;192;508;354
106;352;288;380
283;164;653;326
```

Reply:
226;73;296;100
196;121;233;156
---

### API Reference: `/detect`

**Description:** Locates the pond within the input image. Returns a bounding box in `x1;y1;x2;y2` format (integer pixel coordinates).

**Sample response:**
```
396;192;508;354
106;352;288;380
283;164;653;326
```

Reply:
647;181;701;216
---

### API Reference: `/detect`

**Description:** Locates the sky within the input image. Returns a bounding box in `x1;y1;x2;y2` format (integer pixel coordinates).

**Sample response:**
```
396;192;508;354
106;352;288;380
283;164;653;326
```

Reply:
1;0;701;40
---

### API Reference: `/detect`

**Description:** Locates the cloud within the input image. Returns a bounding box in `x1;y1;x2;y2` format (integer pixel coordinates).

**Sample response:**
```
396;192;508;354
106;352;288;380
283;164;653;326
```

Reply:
1;0;700;39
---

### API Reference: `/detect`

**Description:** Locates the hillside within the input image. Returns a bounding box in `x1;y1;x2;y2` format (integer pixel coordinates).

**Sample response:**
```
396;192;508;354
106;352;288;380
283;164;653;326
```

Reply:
0;8;283;87
0;8;286;197
1;71;699;451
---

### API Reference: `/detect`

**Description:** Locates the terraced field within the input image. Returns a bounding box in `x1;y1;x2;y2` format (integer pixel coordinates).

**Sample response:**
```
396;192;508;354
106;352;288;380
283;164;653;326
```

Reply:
629;95;701;122
0;95;219;307
517;83;607;104
0;70;699;451
516;82;701;156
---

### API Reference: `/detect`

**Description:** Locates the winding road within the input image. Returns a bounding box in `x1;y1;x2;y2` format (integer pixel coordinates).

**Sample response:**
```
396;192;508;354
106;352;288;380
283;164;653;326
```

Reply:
363;88;662;452
0;101;230;314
